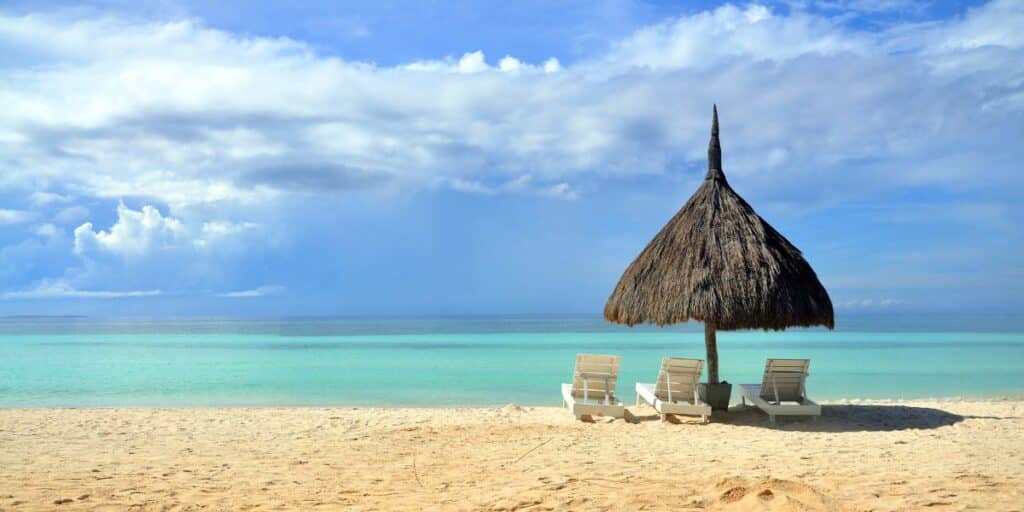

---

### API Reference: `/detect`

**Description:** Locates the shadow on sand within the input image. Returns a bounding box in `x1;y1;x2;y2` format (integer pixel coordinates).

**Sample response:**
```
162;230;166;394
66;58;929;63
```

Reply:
625;404;997;432
707;404;974;432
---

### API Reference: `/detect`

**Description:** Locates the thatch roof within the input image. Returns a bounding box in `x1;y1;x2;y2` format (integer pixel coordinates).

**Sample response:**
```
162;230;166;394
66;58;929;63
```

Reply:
604;106;834;331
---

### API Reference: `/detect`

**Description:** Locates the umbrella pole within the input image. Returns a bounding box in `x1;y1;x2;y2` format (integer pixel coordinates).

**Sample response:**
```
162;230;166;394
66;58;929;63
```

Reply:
704;323;719;384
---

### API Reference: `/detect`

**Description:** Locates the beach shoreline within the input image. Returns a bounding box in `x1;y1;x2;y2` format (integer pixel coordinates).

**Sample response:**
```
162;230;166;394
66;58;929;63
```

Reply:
2;399;1021;511
4;394;1024;410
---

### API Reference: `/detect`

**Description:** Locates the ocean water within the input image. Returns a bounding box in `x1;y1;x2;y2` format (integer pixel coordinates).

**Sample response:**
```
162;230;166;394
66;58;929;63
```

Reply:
1;315;1022;407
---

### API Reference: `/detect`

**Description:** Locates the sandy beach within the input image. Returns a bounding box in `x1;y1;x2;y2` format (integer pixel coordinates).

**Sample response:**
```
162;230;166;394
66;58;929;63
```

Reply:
1;400;1021;511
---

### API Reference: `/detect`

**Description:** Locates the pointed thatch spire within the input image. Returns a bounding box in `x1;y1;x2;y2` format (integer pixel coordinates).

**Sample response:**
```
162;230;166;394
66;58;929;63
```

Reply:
707;104;722;178
604;105;834;384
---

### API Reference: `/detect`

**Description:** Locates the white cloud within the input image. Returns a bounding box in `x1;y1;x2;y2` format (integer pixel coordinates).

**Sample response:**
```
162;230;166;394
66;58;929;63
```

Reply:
539;183;580;201
406;50;560;75
0;3;1019;214
0;2;1022;304
74;203;187;257
503;174;533;191
73;203;260;259
447;178;495;195
931;0;1024;51
1;279;160;300
29;191;71;206
406;50;486;73
0;209;33;224
839;297;908;308
0;3;1015;307
53;206;90;225
192;221;260;249
217;285;284;298
457;50;488;73
200;221;256;236
498;55;522;72
604;3;870;70
37;202;263;297
444;174;582;200
35;223;58;238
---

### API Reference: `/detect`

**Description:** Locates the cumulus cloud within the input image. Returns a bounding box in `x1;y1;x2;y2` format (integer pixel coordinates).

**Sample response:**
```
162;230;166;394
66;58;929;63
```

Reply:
405;50;556;74
15;202;266;299
498;56;522;72
74;203;187;257
73;203;259;258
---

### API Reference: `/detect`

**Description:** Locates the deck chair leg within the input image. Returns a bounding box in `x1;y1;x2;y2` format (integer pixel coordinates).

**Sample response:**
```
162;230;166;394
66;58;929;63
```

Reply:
659;413;666;422
636;394;641;407
769;414;776;425
701;415;707;424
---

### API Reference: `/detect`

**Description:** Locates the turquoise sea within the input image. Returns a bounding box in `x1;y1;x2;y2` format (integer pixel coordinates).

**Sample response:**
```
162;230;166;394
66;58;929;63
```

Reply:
1;314;1022;407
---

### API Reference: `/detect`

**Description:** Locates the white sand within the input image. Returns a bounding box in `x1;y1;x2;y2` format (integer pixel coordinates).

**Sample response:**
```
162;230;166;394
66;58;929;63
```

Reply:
1;400;1021;511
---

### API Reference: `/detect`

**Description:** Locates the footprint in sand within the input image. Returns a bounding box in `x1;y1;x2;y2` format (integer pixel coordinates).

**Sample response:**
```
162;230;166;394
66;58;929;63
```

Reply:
719;485;748;503
712;478;836;511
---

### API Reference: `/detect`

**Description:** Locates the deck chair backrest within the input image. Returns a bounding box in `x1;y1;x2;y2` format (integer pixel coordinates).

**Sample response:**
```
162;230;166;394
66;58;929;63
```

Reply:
654;357;703;404
759;359;810;403
571;353;621;401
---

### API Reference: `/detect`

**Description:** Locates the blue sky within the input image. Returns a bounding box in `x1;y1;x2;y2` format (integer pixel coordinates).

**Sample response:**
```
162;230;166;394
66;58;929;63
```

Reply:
0;0;1021;316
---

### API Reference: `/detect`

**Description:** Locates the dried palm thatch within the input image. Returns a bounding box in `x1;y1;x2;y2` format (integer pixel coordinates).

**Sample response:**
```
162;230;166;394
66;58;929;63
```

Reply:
604;105;833;383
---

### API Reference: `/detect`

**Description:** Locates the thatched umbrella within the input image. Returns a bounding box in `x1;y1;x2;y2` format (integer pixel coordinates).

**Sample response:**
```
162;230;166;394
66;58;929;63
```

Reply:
604;105;833;401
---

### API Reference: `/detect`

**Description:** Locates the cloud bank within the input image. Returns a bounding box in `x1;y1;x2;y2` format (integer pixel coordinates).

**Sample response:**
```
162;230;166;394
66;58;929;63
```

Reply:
0;1;1021;308
1;1;1019;210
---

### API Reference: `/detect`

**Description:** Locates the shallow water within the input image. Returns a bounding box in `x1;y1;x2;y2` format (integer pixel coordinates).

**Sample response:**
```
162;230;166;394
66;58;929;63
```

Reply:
1;315;1022;407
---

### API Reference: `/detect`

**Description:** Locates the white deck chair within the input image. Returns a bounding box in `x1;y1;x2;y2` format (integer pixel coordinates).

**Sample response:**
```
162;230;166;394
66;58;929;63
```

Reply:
738;359;821;424
635;357;711;423
561;353;624;420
